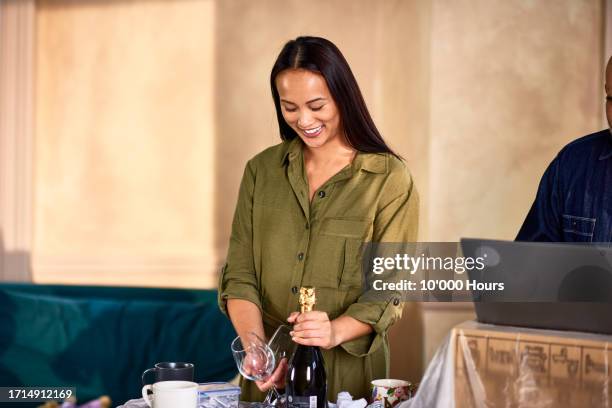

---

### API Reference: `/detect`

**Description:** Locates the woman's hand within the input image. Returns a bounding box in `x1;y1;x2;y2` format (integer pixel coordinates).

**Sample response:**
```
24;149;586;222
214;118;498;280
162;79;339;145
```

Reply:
254;357;288;392
241;348;269;379
287;311;339;349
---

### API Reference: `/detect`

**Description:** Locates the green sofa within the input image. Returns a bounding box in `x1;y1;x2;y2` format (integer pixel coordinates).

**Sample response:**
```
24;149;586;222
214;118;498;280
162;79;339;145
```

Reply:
0;283;237;406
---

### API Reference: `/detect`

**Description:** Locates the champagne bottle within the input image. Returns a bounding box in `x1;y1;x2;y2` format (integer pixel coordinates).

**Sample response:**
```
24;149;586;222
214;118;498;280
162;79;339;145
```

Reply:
286;286;328;408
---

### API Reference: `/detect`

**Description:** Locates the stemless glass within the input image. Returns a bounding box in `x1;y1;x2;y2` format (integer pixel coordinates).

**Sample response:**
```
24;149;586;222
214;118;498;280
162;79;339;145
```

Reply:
231;332;276;381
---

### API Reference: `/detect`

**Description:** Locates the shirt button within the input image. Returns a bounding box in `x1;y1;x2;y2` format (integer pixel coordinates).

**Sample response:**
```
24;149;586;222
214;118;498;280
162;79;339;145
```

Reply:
291;286;298;294
297;252;304;261
318;190;326;198
393;298;400;306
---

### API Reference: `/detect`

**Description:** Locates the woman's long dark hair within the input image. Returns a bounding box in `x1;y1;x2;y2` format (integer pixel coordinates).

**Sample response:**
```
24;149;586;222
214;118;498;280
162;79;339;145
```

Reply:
270;36;399;157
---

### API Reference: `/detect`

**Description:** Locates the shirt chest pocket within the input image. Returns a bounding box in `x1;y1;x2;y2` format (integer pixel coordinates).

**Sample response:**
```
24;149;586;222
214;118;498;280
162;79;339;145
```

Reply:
562;214;595;242
316;217;371;289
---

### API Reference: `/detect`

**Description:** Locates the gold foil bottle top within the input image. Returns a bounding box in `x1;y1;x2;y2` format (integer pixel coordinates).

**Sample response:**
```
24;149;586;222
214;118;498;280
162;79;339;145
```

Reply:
299;286;316;313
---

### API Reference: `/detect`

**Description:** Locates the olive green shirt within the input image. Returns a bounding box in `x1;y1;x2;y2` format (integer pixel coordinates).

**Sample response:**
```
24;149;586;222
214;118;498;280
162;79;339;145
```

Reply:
218;137;419;401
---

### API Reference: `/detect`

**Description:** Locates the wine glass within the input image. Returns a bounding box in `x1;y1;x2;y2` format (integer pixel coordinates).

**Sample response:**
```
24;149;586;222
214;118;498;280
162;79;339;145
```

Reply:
263;325;297;406
268;325;296;361
231;332;276;381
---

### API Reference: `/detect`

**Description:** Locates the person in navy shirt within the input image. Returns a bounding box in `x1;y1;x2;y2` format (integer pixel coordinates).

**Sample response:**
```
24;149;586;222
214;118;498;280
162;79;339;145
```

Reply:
517;56;612;243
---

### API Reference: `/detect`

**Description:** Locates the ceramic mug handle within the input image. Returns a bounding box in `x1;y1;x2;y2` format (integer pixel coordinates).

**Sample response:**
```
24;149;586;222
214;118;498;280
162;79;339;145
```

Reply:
142;367;157;385
141;384;153;407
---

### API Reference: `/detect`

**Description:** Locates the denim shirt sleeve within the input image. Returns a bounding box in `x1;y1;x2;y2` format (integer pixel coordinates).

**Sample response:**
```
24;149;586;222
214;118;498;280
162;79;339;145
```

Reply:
516;156;563;241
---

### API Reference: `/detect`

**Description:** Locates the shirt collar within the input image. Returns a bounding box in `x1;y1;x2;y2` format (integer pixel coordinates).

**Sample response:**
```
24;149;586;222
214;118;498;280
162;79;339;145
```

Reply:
281;137;302;165
599;130;612;160
281;138;388;174
355;152;388;174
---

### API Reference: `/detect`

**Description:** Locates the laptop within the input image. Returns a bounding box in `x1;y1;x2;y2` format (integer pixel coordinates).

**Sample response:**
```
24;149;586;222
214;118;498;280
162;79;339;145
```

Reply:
460;238;612;334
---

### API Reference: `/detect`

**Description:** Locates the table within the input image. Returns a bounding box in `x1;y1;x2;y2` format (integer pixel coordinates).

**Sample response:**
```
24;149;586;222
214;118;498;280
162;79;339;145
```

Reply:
401;320;612;408
118;399;274;408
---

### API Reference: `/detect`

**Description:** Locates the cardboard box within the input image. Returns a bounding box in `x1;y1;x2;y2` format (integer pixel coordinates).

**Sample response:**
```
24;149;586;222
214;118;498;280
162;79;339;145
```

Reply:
453;321;612;407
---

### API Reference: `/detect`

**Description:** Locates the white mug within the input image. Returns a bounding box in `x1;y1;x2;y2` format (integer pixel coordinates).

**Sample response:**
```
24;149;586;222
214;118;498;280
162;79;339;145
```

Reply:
142;380;198;408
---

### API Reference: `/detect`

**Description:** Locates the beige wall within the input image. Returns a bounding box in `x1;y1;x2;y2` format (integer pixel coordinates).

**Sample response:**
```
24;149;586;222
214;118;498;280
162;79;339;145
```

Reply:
0;0;603;383
428;0;603;242
34;0;217;287
421;0;603;367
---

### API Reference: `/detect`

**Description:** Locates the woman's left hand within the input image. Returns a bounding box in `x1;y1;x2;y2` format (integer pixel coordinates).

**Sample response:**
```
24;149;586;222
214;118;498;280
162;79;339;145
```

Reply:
287;311;339;350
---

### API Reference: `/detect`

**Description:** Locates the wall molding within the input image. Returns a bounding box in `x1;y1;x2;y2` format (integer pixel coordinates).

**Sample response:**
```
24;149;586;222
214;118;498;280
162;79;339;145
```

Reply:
33;254;223;289
0;0;35;282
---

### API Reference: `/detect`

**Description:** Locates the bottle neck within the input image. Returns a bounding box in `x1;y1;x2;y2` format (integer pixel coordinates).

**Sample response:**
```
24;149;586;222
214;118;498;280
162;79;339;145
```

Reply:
300;305;313;313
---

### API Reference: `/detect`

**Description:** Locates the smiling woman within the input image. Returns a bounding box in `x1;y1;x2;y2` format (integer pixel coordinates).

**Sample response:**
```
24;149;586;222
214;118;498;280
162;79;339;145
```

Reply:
276;69;341;150
275;69;353;201
270;37;398;156
218;36;419;402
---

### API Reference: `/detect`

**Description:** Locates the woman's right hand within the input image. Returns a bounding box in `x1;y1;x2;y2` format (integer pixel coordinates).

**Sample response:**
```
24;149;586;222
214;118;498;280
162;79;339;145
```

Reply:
255;357;288;392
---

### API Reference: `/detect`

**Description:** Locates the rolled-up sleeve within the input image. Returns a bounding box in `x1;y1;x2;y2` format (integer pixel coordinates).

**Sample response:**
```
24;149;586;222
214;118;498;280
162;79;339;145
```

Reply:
340;169;419;357
218;160;262;315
